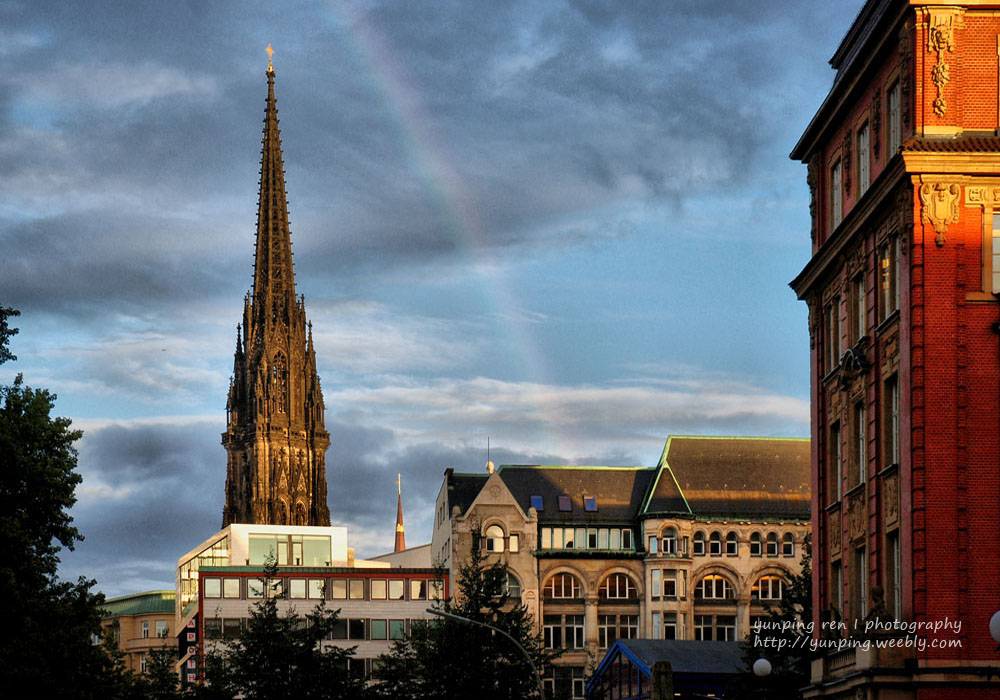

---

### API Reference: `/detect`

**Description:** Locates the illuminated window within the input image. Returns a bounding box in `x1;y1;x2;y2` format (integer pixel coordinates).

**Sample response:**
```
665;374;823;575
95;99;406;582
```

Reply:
694;574;734;600
752;575;784;601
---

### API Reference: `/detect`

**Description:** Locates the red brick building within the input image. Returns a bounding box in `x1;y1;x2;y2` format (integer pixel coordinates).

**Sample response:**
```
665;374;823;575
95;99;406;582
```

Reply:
791;1;1000;697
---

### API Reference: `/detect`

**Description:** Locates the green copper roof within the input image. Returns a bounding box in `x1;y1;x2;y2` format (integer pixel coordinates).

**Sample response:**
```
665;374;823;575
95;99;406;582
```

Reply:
102;590;175;617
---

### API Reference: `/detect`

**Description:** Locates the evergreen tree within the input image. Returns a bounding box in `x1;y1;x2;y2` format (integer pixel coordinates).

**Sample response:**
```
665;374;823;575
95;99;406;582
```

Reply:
0;305;128;697
738;535;814;700
198;559;366;700
371;529;556;700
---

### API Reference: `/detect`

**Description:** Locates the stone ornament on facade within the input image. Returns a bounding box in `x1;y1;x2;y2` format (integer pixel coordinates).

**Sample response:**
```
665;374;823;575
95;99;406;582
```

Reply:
965;185;1000;208
829;510;841;556
842;131;853;193
848;490;866;542
899;27;912;127
926;9;960;117
919;181;961;246
883;471;900;528
808;155;820;244
871;93;882;159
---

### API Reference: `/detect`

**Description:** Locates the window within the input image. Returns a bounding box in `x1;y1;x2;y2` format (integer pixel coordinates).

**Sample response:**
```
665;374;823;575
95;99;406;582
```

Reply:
410;579;427;600
204;578;221;598
885;376;899;466
429;579;445;600
223;618;241;640
852;274;865;343
545;615;583;650
752;575;784;601
695;615;735;641
887;532;901;619
371;579;387;600
558;495;572;512
598;615;617;649
348;619;366;640
330;619;347;640
600;573;637;600
139;654;147;674
509;534;519;552
782;533;795;557
652;611;662;639
484;525;505;552
543;573;581;599
371;619;388;640
505;572;522;600
887;81;901;155
249;578;265;599
331;579;347;599
389;620;405;640
584;496;597;512
766;532;779;557
725;531;738;556
141;621;149;639
662;570;677;599
693;531;706;556
750;532;762;557
389;579;405;600
205;618;222;639
831;160;843;228
831;561;844;613
825;298;841;372
651;569;661;597
647;534;658;554
662;528;678;555
530;495;544;511
566;615;585;649
349;579;365;600
853;547;867;619
663;613;678;640
879;239;899;320
544;615;562;649
309;579;325;599
708;531;722;556
988;213;1000;294
854;402;867;485
156;620;167;638
857;122;870;196
694;574;734;600
290;578;307;599
829;422;842;502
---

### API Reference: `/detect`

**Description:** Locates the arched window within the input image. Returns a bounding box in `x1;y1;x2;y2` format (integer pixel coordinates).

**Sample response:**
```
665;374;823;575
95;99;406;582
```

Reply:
752;575;784;601
766;532;779;557
694;574;734;601
726;531;738;556
782;533;795;557
543;573;581;600
709;531;722;556
505;572;522;600
599;573;637;600
693;531;706;556
750;532;762;557
484;525;505;553
661;527;678;555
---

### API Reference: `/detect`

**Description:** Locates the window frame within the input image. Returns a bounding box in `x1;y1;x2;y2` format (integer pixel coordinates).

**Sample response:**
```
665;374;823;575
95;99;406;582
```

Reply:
831;159;843;229
857;122;870;196
725;531;738;557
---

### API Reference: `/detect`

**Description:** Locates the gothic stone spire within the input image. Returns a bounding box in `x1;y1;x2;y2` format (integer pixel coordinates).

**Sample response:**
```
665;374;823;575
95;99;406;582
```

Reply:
222;61;331;528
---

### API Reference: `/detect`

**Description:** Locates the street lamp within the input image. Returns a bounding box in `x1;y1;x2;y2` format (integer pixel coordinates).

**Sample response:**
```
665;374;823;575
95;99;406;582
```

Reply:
752;658;772;677
425;608;545;700
989;611;1000;648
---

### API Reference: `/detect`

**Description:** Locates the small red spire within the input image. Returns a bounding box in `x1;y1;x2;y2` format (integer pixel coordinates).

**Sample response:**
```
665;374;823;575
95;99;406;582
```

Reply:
394;474;406;552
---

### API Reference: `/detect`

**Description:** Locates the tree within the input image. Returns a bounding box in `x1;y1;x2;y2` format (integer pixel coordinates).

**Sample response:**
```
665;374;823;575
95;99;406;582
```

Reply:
198;559;366;700
0;305;128;697
738;535;815;700
370;529;557;700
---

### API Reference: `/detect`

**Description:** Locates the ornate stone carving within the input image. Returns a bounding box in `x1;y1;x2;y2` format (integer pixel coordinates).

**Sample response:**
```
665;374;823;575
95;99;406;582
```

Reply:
926;10;959;117
848;490;867;542
488;484;502;500
870;93;881;159
829;510;841;556
899;27;912;127
808;155;820;244
884;471;900;528
842;131;853;193
919;181;960;246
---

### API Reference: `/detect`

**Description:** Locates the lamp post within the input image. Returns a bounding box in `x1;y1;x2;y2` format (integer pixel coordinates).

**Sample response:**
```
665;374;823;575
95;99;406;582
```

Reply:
425;608;545;700
752;657;772;699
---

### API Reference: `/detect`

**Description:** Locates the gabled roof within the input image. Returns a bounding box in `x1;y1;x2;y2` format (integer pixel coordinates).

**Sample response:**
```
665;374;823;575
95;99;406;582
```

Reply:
496;465;655;522
446;472;489;515
643;436;810;520
102;590;175;618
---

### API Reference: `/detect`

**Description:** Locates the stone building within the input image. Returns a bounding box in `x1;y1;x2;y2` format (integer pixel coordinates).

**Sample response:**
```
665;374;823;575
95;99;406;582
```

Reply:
790;1;1000;696
101;590;177;674
432;435;809;699
222;55;331;528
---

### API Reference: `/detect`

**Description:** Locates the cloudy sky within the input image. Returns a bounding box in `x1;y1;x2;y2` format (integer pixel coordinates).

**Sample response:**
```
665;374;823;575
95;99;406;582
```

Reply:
1;0;862;596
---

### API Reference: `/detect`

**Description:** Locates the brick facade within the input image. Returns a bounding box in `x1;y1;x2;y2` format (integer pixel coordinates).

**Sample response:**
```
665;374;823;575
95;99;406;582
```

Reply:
791;1;1000;696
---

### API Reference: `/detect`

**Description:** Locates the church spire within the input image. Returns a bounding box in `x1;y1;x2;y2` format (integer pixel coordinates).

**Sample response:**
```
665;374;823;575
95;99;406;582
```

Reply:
222;54;331;529
251;49;297;336
394;473;406;552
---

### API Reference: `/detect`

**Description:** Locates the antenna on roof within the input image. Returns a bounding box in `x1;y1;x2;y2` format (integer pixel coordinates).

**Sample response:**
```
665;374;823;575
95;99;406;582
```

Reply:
486;436;495;474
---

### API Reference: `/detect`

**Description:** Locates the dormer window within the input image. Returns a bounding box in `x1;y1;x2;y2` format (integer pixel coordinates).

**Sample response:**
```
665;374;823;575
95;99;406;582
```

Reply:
530;495;544;511
584;496;597;512
558;495;571;512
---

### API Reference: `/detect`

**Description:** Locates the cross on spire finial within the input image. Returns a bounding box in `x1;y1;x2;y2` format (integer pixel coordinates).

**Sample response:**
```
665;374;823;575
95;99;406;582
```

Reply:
396;473;402;496
266;43;274;73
